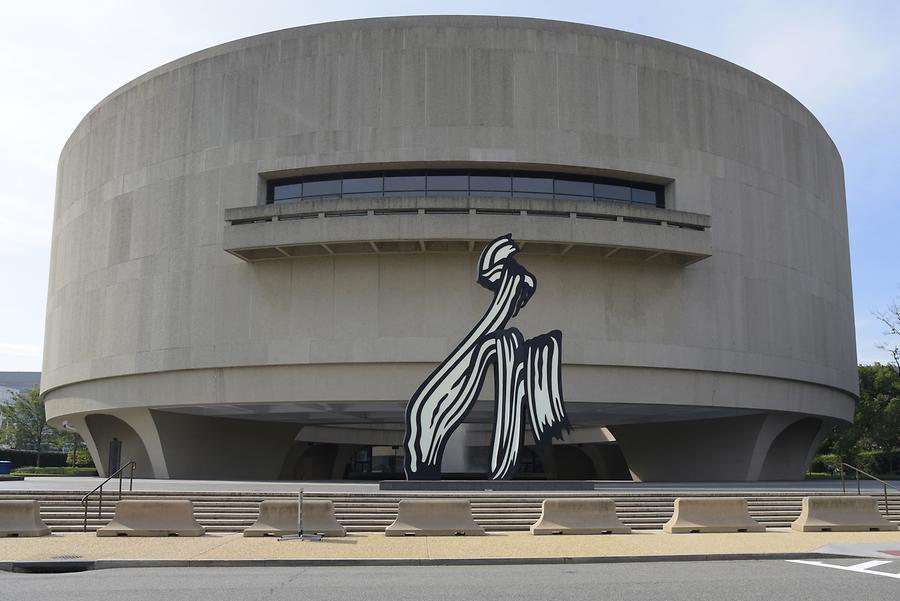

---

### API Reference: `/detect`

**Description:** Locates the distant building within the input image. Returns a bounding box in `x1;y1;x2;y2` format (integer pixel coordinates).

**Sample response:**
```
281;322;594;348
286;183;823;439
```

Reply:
42;17;856;481
0;372;40;429
0;372;40;394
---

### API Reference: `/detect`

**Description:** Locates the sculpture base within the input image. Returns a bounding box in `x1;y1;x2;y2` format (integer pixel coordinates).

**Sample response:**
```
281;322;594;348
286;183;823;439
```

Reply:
379;480;595;491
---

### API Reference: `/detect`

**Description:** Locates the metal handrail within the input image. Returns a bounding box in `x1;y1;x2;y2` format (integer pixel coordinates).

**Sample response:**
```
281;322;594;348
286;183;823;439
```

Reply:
838;461;899;519
81;461;136;532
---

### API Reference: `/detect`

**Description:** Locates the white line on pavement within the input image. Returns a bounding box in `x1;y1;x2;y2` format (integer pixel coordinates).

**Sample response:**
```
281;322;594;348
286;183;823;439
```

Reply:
787;559;900;580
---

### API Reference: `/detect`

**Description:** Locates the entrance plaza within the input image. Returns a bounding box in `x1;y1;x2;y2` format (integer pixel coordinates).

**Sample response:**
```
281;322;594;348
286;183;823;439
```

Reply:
0;477;897;569
0;478;895;563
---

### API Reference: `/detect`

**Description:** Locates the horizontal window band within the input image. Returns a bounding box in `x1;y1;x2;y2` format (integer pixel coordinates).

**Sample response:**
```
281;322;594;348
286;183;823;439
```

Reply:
266;168;665;208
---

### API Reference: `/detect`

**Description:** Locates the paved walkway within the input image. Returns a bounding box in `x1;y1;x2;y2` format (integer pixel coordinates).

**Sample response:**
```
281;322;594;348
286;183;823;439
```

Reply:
0;478;378;493
1;477;896;494
1;530;898;564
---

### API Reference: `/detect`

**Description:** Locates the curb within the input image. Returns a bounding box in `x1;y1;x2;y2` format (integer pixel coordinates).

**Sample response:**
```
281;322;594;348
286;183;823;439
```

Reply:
1;552;856;573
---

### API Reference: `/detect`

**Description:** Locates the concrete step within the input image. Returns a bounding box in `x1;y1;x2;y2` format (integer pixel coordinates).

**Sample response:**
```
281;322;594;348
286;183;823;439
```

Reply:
3;488;894;534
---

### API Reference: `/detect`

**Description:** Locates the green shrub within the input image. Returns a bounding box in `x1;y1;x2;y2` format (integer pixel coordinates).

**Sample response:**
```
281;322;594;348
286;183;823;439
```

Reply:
12;466;97;477
809;453;842;473
66;449;95;467
804;471;838;480
0;449;67;469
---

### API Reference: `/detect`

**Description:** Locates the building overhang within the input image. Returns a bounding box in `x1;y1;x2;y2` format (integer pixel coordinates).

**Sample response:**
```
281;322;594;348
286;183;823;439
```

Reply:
223;196;711;265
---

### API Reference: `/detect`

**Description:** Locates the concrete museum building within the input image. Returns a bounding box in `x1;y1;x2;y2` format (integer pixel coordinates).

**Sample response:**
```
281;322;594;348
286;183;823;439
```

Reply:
42;16;857;481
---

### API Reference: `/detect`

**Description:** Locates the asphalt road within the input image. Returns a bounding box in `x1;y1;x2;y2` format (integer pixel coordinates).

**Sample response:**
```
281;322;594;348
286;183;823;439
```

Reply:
0;559;897;601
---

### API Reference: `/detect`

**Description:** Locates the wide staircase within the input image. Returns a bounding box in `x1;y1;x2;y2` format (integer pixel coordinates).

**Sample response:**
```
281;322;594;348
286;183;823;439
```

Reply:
0;490;897;533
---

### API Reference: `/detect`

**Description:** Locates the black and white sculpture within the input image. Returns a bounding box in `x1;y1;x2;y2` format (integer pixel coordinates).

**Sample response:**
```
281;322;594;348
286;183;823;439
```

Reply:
404;234;570;480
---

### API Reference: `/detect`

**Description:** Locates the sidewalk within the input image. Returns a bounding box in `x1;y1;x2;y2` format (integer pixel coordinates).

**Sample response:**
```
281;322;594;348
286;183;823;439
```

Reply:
2;477;897;494
1;530;898;569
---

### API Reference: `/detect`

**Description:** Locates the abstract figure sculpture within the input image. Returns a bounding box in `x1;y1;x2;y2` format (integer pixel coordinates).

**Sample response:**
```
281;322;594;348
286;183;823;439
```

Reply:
404;234;570;480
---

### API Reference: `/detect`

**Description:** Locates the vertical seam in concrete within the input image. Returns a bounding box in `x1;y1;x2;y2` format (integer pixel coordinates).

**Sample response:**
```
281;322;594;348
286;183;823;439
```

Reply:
555;52;560;130
378;48;384;130
253;56;262;153
335;52;342;138
467;47;472;126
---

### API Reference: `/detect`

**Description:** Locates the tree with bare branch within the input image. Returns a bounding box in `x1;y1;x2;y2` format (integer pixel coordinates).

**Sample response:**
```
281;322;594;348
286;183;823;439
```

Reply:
874;297;900;370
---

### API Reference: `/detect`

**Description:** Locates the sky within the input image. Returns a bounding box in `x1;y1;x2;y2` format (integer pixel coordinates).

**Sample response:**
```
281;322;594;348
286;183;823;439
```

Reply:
0;0;897;371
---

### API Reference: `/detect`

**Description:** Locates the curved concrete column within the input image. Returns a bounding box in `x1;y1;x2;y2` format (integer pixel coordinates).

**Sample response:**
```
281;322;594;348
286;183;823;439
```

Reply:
58;414;102;475
743;412;810;481
149;411;300;480
609;414;770;481
83;410;164;478
609;412;831;481
757;417;827;480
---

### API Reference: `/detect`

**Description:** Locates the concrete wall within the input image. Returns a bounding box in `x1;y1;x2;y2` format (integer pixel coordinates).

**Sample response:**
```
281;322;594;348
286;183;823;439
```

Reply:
42;16;857;479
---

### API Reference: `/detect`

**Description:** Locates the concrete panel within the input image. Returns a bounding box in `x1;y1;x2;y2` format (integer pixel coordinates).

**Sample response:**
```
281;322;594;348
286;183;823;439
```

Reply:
0;501;51;537
243;499;346;537
530;498;631;535
663;498;765;533
385;499;485;536
96;499;205;537
791;496;899;532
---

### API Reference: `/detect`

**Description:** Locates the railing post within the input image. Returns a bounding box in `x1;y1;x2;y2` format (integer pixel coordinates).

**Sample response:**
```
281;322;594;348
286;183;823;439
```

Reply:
130;462;135;491
118;467;123;499
837;462;898;519
83;500;88;533
98;488;103;521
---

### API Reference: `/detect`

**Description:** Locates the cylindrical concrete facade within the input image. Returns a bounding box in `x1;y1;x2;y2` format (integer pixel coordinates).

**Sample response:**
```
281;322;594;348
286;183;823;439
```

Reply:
43;16;856;481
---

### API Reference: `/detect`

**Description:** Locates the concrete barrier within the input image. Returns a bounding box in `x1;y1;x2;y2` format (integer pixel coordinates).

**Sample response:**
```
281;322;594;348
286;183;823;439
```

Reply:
530;498;631;535
96;499;205;537
662;497;765;533
791;496;899;532
0;500;51;537
243;499;346;537
385;499;486;536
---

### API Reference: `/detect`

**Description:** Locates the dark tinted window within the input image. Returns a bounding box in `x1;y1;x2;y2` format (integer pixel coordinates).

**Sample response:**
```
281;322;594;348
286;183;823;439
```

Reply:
513;177;554;194
554;179;593;199
303;179;341;198
342;177;382;195
631;188;658;205
470;175;511;191
427;175;468;191
273;183;302;201
267;170;665;208
384;175;426;191
594;183;631;202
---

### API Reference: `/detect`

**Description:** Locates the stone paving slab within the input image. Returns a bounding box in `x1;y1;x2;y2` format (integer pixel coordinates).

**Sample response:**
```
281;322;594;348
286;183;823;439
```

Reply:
0;530;897;564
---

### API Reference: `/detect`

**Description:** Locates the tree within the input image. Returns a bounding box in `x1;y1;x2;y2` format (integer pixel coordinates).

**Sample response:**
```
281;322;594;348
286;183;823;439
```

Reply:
817;364;900;475
875;297;900;371
816;293;900;475
0;386;64;467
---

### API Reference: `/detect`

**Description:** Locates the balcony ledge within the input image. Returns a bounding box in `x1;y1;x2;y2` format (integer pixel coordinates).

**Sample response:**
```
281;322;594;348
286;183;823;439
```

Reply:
223;196;711;265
